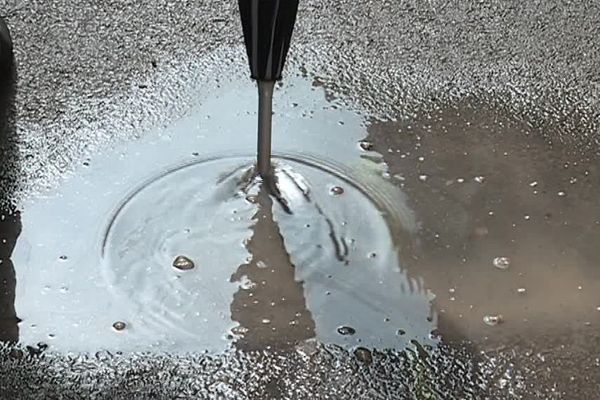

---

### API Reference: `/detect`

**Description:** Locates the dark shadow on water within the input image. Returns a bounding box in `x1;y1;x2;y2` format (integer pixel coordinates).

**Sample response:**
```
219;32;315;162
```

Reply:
230;182;316;350
0;21;21;344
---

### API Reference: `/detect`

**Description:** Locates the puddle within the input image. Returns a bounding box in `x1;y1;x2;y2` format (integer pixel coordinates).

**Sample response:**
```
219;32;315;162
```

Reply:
0;77;440;354
368;102;600;347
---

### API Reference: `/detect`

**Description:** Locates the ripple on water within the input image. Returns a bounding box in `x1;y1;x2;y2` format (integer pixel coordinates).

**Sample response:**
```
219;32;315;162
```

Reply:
11;150;436;353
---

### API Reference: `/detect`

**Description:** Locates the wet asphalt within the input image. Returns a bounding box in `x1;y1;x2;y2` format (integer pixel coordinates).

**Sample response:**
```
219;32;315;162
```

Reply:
0;0;599;398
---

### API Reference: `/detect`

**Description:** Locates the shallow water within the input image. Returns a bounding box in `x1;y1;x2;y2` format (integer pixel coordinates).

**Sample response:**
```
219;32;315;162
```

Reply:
368;102;600;347
0;77;436;354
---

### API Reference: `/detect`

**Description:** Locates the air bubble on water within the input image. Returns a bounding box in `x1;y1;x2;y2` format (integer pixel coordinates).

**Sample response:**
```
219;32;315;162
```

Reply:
418;174;428;182
238;275;256;290
493;257;511;270
112;321;127;331
172;255;195;271
337;326;356;336
330;186;344;196
483;314;503;326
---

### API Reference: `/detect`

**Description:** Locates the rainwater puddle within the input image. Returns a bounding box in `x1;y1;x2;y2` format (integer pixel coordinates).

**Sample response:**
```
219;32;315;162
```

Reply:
368;102;600;347
1;77;436;354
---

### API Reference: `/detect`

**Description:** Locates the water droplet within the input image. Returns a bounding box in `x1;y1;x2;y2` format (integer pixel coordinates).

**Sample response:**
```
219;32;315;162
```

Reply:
330;186;344;196
337;326;356;336
172;255;195;271
483;314;503;326
429;329;442;340
493;257;511;270
112;321;126;331
358;140;373;151
354;347;373;365
418;174;428;182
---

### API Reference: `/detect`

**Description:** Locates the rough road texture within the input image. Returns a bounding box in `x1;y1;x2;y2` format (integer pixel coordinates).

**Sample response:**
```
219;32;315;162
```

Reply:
0;0;599;398
0;0;599;201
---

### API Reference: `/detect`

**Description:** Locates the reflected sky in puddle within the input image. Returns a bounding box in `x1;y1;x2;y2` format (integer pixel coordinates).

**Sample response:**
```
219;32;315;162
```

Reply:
8;77;435;353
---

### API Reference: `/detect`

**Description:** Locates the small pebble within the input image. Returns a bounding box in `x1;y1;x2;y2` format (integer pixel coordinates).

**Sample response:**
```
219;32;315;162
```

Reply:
396;329;406;336
354;347;373;365
172;255;195;271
